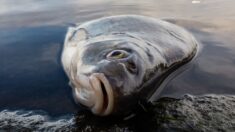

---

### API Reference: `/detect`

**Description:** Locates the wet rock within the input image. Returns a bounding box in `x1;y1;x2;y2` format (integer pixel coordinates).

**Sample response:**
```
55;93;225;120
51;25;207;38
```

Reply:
74;94;235;132
0;94;234;132
152;94;235;132
0;110;75;131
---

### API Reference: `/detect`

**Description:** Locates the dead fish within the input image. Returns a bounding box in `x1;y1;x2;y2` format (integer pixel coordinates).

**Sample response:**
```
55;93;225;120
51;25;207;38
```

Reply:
61;15;198;116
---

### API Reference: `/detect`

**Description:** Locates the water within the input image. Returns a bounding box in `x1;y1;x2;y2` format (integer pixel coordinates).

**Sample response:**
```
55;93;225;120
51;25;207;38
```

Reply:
0;0;235;131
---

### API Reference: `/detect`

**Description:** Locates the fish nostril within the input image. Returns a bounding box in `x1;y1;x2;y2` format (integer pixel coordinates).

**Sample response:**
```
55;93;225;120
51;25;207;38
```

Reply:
126;61;137;74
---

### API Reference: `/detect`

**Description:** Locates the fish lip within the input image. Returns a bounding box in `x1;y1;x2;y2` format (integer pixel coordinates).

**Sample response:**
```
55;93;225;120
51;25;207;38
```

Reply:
89;73;114;115
73;73;114;116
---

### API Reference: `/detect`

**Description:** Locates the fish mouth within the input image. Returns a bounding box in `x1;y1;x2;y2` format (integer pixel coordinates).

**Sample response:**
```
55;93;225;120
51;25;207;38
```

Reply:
73;73;114;116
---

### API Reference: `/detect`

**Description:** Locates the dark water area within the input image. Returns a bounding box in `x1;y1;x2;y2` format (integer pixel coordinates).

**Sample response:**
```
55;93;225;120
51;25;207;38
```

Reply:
0;26;80;115
0;0;235;131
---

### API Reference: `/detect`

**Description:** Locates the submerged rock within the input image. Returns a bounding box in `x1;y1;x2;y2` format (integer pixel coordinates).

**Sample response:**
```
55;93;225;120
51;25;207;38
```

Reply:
0;94;234;131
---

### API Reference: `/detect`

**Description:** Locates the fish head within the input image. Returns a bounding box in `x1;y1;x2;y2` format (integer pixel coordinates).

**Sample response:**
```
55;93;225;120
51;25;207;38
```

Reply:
62;16;198;116
66;33;149;116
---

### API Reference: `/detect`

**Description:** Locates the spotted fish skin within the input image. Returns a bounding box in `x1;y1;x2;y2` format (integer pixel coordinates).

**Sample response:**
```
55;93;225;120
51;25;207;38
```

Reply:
62;15;198;116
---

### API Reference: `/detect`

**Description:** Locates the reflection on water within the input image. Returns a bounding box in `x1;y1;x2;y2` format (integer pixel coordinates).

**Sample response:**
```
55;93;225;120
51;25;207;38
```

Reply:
1;0;235;28
160;19;235;98
0;0;235;131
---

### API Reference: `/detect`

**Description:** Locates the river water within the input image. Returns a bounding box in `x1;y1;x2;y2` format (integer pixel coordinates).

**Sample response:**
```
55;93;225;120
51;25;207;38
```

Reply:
0;0;235;131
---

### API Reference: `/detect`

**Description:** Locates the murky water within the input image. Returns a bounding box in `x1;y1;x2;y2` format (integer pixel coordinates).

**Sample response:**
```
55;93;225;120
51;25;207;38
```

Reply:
1;0;235;131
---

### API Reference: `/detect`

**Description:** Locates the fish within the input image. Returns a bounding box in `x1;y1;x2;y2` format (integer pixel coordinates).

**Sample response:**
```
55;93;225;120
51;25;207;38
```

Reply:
61;15;198;116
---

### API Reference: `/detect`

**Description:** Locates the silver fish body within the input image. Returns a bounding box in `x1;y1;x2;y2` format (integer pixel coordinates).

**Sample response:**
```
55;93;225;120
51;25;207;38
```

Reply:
61;15;198;116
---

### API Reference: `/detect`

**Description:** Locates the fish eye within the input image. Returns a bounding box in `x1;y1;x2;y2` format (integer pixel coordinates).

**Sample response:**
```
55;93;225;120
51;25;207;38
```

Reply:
106;50;129;59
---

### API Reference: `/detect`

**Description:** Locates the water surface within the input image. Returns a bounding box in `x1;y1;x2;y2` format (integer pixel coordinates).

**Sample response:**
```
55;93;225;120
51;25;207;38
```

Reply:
0;0;235;131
